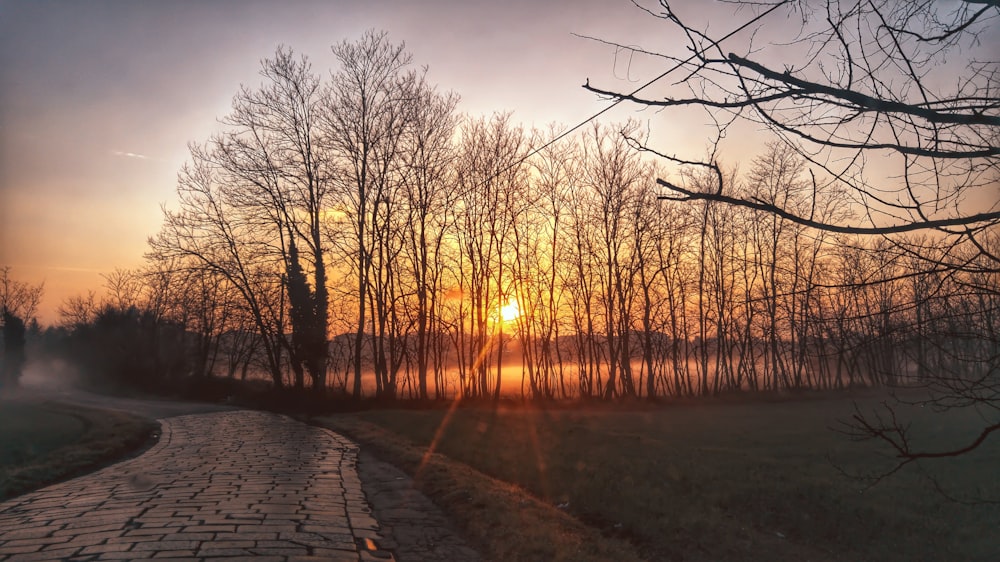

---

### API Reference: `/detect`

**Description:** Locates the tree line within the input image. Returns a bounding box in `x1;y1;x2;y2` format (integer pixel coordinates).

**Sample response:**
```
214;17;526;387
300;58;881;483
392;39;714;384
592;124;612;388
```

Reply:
33;28;996;403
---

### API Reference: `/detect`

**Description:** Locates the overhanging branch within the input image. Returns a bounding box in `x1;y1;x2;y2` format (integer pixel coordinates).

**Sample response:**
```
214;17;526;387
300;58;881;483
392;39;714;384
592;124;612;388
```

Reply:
728;54;1000;127
657;178;1000;234
583;80;793;110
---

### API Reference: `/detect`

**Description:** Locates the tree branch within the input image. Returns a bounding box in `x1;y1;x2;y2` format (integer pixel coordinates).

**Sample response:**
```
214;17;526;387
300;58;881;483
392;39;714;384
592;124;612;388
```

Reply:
656;178;1000;234
583;80;794;110
728;53;1000;127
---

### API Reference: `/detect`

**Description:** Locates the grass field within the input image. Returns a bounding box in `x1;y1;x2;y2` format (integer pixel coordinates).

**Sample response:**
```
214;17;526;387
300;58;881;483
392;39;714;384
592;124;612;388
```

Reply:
0;401;159;502
317;391;1000;561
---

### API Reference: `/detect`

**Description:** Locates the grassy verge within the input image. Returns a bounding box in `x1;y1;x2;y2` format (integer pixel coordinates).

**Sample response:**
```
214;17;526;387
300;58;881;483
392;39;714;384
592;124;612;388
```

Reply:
315;412;647;562
0;401;159;502
317;392;1000;561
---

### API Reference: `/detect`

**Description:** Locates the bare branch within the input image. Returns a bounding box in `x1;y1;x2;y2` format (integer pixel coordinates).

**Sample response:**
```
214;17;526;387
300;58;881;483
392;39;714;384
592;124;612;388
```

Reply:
656;178;1000;234
729;53;1000;127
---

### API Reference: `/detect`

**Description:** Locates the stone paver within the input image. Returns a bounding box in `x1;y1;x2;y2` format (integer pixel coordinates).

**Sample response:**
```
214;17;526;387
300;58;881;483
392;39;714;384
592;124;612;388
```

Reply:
0;411;396;561
355;450;481;562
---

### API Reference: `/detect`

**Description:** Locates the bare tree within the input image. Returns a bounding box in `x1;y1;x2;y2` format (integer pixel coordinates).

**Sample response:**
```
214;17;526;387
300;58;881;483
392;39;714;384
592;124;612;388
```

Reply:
150;153;289;389
451;113;530;399
221;47;332;392
101;268;145;311
0;267;40;389
398;85;461;399
324;30;418;399
517;125;578;399
0;266;44;323
579;121;650;398
58;291;99;327
584;0;999;467
151;47;335;392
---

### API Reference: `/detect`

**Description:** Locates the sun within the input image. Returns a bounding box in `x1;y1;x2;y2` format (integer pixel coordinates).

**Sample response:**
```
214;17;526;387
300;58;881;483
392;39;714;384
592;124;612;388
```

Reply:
498;297;521;323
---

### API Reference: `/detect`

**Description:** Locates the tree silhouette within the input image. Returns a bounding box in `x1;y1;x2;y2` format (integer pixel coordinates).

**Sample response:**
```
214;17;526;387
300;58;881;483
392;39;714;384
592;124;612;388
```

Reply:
0;266;44;323
0;267;43;390
324;30;421;399
2;307;27;389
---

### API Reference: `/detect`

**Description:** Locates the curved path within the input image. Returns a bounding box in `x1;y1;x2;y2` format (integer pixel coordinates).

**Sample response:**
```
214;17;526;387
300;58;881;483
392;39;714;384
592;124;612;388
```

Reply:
0;411;394;561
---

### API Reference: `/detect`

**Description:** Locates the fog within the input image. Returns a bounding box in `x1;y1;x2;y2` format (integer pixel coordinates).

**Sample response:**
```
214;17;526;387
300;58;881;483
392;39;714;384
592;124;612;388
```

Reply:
18;357;82;392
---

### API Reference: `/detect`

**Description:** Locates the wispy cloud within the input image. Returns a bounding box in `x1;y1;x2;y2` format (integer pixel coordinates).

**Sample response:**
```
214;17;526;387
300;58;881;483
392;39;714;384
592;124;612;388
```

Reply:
44;265;105;273
111;150;149;160
4;264;104;274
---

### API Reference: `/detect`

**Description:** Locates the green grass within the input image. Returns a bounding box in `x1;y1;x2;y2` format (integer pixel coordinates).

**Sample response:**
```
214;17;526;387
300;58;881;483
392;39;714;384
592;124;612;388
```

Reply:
0;401;159;502
0;403;87;465
317;392;1000;561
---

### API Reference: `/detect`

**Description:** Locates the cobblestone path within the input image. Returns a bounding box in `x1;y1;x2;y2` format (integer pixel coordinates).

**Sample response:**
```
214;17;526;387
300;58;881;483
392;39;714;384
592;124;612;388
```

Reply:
0;411;395;561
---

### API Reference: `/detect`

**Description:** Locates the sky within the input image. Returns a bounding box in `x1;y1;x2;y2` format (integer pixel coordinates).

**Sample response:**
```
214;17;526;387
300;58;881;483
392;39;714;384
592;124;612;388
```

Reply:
3;1;994;325
2;0;752;324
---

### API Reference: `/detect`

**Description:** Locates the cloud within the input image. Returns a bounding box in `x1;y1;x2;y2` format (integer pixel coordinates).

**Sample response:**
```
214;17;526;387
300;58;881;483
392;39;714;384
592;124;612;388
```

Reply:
111;150;149;160
43;265;105;273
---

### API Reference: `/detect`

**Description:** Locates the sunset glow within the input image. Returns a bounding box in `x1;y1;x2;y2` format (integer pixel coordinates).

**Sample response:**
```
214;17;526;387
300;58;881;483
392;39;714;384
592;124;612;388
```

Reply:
498;298;521;324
